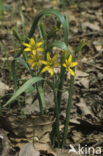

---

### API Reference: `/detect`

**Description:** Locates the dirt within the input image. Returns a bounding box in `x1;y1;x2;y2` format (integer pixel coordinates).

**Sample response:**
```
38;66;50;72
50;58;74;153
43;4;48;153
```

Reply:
0;0;103;155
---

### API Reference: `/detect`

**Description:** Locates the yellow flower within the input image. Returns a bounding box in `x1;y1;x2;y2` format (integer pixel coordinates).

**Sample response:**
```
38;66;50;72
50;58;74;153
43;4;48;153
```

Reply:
27;54;42;69
63;54;78;76
41;53;60;76
23;38;44;55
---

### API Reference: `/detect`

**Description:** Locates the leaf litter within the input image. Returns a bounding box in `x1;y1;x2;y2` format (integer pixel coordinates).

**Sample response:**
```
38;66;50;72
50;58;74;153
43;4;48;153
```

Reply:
0;0;103;155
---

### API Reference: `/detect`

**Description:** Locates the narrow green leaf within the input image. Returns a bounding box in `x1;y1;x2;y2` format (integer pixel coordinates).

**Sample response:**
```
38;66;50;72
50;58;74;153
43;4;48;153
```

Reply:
39;22;47;40
20;10;26;40
4;77;43;107
48;41;68;51
12;28;21;42
29;9;68;45
16;57;33;76
37;82;46;111
25;86;35;94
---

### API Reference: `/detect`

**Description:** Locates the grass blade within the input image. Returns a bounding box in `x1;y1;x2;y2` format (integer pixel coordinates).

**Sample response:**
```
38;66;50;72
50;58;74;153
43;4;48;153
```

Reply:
37;82;46;114
4;77;43;107
29;9;68;45
16;57;33;76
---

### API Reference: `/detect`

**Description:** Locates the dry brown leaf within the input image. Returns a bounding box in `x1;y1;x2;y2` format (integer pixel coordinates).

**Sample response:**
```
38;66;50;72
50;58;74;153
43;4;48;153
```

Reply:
19;143;40;156
79;77;89;89
72;130;82;143
82;22;100;31
35;142;56;156
75;69;89;78
75;70;89;88
93;41;103;52
0;129;10;156
0;115;54;153
0;81;10;96
75;98;95;118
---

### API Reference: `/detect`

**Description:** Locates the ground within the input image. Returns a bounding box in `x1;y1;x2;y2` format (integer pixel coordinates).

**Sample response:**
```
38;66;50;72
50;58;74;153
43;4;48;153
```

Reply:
0;0;103;156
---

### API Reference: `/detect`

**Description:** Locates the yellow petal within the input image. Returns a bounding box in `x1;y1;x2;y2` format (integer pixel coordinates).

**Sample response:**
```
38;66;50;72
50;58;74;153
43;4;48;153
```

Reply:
55;63;60;67
31;62;36;68
32;50;36;55
62;50;67;55
40;60;48;65
36;42;43;47
52;54;58;61
49;67;54;76
23;43;31;48
24;48;31;51
68;68;75;76
27;59;33;64
65;59;68;65
68;54;72;64
63;63;67;68
70;62;78;67
30;38;35;46
41;66;49;73
47;53;51;61
37;48;44;52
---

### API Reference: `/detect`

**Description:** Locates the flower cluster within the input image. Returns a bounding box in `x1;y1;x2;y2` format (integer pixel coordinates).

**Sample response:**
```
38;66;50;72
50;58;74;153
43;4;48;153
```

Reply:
23;38;78;76
23;38;44;69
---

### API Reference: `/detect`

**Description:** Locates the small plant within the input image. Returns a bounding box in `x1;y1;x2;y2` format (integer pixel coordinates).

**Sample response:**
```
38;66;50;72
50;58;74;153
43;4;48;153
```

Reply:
4;9;85;148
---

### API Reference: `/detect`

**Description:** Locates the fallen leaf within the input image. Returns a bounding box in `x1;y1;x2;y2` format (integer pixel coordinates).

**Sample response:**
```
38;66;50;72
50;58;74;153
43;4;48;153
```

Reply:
34;142;56;156
82;22;100;32
19;143;40;156
75;98;95;118
75;70;89;88
75;69;89;78
0;81;10;96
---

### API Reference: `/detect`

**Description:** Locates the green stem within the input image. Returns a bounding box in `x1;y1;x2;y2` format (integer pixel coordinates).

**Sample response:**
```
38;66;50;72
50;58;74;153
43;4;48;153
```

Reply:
37;82;44;115
52;88;60;147
54;90;60;146
57;66;65;112
61;75;74;148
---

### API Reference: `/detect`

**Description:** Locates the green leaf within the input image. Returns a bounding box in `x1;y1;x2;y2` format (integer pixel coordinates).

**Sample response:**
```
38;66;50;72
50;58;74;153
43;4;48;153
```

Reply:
48;41;71;65
12;28;21;42
38;22;47;40
48;41;68;51
4;77;43;107
37;82;46;112
29;9;68;45
20;9;26;40
25;86;35;94
16;57;33;76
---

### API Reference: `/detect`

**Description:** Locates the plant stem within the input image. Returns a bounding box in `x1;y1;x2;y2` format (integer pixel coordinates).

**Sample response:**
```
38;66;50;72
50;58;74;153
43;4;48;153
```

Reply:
61;75;74;148
57;66;65;112
37;82;44;115
52;88;60;147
